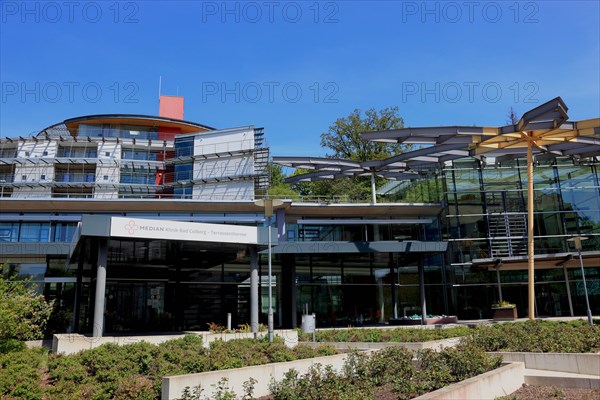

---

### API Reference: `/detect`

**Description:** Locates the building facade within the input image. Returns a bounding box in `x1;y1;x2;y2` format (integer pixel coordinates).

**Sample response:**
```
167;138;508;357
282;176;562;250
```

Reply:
1;98;598;335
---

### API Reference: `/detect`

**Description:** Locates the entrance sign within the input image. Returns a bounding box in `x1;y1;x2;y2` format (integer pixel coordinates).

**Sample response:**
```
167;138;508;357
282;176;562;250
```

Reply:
109;216;259;245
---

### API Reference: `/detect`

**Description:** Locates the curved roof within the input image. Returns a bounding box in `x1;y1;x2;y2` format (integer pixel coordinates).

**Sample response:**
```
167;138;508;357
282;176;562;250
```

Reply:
38;114;215;136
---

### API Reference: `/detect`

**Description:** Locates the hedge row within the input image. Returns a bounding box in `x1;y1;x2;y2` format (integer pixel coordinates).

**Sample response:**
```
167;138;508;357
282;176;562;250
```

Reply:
463;319;600;353
1;335;337;400
298;325;471;342
270;344;502;400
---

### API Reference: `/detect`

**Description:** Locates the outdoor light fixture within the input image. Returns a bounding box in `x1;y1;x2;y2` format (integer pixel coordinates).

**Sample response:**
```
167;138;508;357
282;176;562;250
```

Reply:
254;198;284;342
567;236;593;326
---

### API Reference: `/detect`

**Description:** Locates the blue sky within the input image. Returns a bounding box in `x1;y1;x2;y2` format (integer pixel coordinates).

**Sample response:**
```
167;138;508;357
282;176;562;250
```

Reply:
1;1;599;156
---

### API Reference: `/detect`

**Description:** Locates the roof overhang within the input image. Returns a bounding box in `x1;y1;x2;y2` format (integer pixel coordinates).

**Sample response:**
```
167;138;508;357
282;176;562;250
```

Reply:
261;240;448;254
39;114;215;136
276;98;600;184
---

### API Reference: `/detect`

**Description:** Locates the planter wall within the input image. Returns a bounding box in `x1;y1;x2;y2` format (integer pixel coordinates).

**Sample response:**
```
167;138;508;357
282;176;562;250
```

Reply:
52;329;298;355
162;351;375;399
412;362;525;400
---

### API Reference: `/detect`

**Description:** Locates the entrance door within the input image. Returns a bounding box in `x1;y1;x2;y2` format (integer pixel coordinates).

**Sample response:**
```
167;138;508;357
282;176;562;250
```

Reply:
105;282;165;332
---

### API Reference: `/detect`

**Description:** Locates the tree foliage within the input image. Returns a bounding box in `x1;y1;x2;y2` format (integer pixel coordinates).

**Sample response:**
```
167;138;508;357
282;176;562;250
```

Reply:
0;272;54;342
267;163;300;200
320;106;408;161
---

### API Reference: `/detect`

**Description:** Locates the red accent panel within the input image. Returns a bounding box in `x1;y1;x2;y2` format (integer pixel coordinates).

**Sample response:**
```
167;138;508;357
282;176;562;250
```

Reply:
157;127;181;141
159;95;184;120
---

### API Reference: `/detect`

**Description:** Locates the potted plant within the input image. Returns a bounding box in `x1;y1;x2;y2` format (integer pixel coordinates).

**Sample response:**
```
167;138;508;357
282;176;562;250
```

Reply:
491;300;518;321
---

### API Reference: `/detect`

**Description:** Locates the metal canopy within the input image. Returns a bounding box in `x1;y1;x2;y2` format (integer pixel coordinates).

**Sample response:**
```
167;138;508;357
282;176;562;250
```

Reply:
274;97;599;321
361;98;600;162
275;100;599;189
360;96;600;321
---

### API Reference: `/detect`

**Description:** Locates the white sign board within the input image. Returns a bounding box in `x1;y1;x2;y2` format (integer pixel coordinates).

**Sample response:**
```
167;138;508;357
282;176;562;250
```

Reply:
109;217;259;245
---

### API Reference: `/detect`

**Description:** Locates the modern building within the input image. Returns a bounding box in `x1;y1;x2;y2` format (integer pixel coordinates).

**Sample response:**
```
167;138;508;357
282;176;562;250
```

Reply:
0;97;598;336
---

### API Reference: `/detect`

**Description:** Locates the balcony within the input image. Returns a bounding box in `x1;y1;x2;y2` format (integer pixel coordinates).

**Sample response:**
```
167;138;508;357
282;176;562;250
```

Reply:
54;173;96;183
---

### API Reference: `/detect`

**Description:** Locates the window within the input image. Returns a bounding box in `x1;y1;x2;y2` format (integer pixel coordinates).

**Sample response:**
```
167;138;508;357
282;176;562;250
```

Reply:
43;151;48;156
41;174;46;180
0;222;19;242
104;175;109;181
21;175;27;180
51;222;78;242
19;223;51;242
105;152;110;157
25;151;30;156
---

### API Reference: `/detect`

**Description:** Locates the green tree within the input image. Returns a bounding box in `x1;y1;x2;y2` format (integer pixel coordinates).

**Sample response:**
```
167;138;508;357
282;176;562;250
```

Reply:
320;106;408;161
0;271;54;342
267;163;300;200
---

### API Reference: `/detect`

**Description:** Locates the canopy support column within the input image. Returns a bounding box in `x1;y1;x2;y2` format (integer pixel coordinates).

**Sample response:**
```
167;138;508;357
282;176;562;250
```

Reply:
249;246;259;333
371;172;377;204
419;260;427;324
527;136;535;319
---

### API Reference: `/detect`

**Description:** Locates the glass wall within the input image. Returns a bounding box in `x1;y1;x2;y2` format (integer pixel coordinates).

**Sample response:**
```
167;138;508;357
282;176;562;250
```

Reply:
444;157;600;318
78;124;159;140
291;252;447;327
0;221;77;242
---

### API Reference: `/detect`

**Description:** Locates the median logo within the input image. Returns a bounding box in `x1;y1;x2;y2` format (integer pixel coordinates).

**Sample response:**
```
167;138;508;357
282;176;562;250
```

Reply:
124;220;138;235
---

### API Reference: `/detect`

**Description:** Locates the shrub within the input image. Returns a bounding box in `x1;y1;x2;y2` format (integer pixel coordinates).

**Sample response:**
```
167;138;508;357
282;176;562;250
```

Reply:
269;344;501;400
0;347;46;400
463;320;600;353
4;334;338;400
0;273;54;341
301;326;471;343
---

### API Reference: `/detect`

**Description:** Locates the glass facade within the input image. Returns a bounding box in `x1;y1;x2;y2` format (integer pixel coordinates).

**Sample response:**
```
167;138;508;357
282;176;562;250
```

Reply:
0;221;77;243
442;157;600;318
78;124;160;140
1;156;598;332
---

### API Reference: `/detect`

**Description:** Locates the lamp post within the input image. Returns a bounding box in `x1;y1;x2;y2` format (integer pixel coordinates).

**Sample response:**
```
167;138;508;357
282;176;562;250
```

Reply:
255;198;284;342
567;236;593;326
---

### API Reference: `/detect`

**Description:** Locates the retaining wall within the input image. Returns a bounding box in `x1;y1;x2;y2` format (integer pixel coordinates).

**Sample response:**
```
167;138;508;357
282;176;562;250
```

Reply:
496;352;600;376
162;350;373;400
52;329;298;355
412;362;525;400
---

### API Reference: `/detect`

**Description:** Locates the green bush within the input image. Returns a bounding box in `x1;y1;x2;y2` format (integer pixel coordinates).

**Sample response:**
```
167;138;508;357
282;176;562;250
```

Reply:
270;344;501;400
43;335;338;399
0;347;46;400
0;273;54;342
299;326;471;343
463;320;600;352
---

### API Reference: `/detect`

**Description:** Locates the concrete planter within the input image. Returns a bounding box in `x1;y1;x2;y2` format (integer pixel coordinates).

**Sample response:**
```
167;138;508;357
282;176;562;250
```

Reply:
495;352;600;376
52;329;298;355
162;350;375;399
412;362;525;399
389;316;459;325
492;307;517;321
